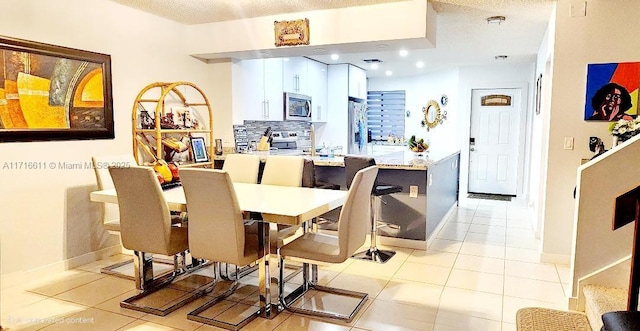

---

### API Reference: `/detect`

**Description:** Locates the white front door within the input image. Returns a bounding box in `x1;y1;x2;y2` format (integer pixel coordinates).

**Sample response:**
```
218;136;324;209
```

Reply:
468;88;522;195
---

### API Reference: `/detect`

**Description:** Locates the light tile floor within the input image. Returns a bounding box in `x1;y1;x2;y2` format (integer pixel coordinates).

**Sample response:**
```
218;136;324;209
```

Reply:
1;198;570;330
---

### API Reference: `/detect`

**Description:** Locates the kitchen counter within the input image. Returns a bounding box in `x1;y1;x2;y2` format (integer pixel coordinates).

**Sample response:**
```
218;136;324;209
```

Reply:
215;149;459;171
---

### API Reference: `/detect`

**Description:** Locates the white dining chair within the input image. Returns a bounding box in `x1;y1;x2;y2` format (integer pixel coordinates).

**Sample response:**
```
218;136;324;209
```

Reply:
180;168;263;330
278;165;378;322
222;153;261;184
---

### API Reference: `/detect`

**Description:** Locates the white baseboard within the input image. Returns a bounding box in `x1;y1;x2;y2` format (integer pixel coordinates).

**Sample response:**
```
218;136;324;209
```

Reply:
540;252;571;266
1;245;122;289
379;236;427;250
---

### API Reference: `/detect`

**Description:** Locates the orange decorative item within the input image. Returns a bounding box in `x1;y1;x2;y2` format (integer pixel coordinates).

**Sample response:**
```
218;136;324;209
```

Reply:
168;163;180;180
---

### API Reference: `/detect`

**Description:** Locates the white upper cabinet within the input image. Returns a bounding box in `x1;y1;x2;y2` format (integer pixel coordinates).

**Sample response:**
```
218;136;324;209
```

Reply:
282;57;309;95
307;59;328;122
237;58;283;121
348;65;367;100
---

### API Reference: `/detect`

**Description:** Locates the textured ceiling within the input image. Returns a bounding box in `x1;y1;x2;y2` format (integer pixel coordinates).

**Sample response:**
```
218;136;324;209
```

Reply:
110;0;556;77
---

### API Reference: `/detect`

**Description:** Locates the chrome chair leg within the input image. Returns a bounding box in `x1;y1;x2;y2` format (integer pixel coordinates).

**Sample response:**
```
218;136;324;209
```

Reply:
351;196;396;263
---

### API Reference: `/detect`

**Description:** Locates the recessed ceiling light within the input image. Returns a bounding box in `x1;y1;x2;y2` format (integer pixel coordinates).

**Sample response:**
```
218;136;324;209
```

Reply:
330;54;339;61
370;63;379;70
487;16;506;24
385;70;393;76
494;55;508;60
378;44;389;49
314;48;326;52
399;49;408;57
258;51;269;56
416;61;425;68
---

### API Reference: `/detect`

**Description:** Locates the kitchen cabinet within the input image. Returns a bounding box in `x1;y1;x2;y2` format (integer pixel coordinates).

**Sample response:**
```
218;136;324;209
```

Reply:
282;57;308;94
348;65;367;100
307;59;328;122
238;58;283;120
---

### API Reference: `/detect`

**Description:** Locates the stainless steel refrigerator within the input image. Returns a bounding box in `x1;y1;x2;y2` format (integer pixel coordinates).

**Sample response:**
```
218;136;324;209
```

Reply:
348;98;368;154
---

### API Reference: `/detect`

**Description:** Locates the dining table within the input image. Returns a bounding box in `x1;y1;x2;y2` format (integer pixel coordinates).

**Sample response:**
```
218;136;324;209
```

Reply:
90;182;348;319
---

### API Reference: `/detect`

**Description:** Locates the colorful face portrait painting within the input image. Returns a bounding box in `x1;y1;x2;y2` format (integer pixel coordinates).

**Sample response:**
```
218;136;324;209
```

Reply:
585;62;640;121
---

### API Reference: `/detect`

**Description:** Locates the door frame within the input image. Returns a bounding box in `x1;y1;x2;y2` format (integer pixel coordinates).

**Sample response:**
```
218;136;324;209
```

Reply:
459;83;529;200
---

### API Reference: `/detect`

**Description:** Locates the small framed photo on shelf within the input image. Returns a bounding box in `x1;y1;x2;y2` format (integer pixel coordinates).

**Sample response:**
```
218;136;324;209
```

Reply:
190;137;209;163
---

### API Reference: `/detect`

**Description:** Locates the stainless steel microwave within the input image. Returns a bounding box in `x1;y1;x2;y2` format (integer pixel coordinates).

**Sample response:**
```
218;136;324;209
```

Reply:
284;92;312;121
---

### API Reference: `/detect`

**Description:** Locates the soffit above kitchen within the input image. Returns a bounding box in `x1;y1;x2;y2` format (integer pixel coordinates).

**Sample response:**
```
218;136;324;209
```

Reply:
110;0;555;77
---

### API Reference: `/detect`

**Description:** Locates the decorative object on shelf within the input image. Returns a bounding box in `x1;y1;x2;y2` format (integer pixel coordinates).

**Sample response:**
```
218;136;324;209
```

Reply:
421;100;447;131
440;94;448;106
408;135;429;156
190;137;209;163
0;35;114;142
610;117;640;146
585;62;640;121
274;18;310;47
132;81;213;167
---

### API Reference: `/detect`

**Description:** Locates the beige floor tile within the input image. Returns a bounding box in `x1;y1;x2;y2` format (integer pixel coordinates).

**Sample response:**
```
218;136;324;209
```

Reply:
436;229;468;241
433;311;502;331
505;218;533;229
502;295;566;324
464;232;506;246
75;254;133;274
1;285;49;317
326;273;390;299
318;259;355;273
474;210;507;219
377;279;442;307
120;319;185;330
459;242;505;259
505;247;540;263
472;216;507;227
428;239;463;254
39;307;136;331
1;297;87;330
273;314;351;331
505;227;535;239
355;299;436;330
93;290;147;319
505;235;539;250
453;254;504;275
502;322;518;331
439;222;472;233
26;270;107;297
141;296;230;331
505;260;561;282
342;259;403;278
54;276;135;307
393;262;451;286
468;224;506;236
240;310;292;331
439;287;503;321
556;265;571;284
503;276;566;304
288;268;339;286
446;269;504;295
406;250;457;268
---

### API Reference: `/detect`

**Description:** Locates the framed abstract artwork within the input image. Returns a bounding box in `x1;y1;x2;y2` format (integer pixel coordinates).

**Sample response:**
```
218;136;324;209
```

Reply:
584;62;640;121
0;35;113;142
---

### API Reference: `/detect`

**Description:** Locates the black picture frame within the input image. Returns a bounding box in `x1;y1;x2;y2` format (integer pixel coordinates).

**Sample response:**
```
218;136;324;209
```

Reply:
190;137;209;163
0;35;113;142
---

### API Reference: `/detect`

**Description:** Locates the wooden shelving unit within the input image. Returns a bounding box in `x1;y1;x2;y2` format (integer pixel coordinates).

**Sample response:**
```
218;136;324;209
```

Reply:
132;81;214;167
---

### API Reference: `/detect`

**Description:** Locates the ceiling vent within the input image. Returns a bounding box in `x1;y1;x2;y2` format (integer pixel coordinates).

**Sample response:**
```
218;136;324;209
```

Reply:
363;59;383;63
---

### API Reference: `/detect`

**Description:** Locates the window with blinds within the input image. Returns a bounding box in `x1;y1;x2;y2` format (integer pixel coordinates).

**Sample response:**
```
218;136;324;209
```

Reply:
366;90;406;141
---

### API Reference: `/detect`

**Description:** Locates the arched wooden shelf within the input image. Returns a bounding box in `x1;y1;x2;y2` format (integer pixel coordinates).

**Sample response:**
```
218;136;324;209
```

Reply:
132;81;214;167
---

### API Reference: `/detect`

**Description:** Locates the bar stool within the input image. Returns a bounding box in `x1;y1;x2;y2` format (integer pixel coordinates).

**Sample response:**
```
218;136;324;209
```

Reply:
344;156;403;263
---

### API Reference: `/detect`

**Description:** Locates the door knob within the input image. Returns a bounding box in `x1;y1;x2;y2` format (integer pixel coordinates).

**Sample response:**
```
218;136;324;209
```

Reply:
470;148;475;151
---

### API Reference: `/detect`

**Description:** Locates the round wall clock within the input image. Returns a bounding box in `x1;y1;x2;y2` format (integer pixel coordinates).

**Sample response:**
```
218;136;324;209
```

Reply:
440;94;449;106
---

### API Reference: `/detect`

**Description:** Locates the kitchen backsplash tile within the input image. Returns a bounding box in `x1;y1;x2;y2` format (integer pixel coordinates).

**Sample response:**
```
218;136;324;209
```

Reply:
243;120;311;149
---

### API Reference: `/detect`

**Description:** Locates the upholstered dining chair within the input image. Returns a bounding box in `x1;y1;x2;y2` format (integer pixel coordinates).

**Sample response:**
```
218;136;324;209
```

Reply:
222;153;261;184
180;168;263;330
278;165;378;322
260;155;305;186
345;156;403;263
92;154;137;279
109;166;197;316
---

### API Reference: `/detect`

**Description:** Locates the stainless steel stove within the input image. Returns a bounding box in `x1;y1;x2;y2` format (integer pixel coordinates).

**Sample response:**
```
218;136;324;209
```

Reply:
271;131;298;149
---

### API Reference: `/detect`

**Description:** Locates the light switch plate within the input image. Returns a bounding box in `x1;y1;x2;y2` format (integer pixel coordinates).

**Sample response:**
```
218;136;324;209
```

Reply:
564;137;574;150
409;185;418;198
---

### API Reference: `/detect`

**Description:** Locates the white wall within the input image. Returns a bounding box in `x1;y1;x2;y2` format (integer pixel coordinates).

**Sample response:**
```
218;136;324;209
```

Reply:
368;69;460;157
540;0;640;261
457;63;535;198
0;0;212;277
